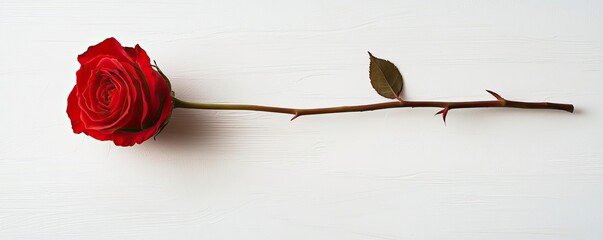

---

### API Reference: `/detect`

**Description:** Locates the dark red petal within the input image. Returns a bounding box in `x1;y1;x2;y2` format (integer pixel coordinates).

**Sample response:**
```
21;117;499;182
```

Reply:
124;47;137;62
111;91;172;146
122;64;151;129
133;45;160;104
133;45;151;68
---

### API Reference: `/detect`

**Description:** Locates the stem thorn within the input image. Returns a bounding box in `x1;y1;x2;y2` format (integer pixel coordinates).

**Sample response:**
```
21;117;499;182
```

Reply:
486;89;505;101
435;106;450;125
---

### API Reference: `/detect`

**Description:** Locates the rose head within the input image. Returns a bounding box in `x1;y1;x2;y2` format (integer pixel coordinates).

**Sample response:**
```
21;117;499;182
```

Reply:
67;38;173;146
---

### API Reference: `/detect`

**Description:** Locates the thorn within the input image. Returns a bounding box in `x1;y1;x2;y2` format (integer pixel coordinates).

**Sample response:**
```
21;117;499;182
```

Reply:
435;106;449;125
486;89;504;101
290;114;300;121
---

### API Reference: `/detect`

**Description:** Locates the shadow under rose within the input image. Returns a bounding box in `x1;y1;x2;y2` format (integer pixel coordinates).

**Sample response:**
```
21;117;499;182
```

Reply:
149;109;226;153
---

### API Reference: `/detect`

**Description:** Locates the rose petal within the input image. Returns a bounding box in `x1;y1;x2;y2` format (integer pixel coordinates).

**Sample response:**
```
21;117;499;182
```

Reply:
67;86;85;133
77;38;133;65
133;45;161;109
122;64;151;129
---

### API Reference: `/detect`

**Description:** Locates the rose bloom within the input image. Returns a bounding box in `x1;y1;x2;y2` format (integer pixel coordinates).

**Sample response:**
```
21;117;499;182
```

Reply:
67;38;173;146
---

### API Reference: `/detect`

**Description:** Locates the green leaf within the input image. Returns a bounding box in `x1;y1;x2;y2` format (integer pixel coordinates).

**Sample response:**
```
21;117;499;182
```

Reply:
368;52;403;100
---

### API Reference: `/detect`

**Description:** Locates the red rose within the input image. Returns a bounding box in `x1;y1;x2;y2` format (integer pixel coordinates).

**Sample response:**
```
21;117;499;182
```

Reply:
67;38;173;146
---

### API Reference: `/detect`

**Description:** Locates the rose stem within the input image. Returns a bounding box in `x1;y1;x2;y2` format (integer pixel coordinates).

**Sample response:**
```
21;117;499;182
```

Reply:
172;90;574;121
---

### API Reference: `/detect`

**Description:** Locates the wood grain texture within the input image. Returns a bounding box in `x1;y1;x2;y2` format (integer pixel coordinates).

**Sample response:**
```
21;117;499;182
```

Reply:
1;0;602;239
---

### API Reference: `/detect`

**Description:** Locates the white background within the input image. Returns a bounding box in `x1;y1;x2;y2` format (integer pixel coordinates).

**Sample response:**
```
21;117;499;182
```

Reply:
1;0;602;239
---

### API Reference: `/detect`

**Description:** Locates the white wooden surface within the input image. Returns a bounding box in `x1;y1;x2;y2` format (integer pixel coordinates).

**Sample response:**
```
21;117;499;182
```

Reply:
1;0;602;239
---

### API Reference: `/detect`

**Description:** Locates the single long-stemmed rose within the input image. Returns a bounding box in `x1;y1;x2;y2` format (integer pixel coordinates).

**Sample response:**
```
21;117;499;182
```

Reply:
67;38;573;146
